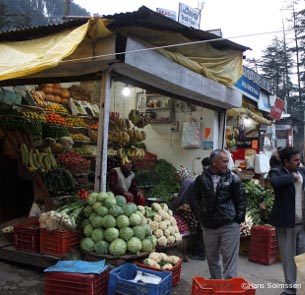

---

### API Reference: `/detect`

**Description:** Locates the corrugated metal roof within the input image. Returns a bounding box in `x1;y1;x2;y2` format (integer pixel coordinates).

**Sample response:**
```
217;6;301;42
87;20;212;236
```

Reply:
0;6;250;51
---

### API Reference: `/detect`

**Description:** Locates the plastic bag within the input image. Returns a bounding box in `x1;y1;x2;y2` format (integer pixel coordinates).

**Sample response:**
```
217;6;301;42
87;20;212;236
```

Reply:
294;252;305;295
29;201;44;218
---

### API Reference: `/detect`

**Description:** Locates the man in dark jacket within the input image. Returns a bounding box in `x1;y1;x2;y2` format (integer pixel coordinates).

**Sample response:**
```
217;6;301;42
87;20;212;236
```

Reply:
193;149;246;279
268;146;305;295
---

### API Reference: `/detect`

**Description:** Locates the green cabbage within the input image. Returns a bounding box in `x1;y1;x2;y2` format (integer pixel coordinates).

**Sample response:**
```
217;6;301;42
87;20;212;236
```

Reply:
109;205;124;217
107;191;115;198
81;219;90;229
94;240;109;254
123;203;137;217
93;201;103;213
104;196;117;208
96;206;109;217
109;238;127;257
91;228;104;242
119;227;134;241
141;238;154;252
91;216;103;228
97;192;108;202
104;227;120;242
116;215;130;229
127;237;142;254
89;212;97;222
133;225;146;240
102;215;116;228
80;237;95;252
115;195;127;206
142;223;151;237
83;205;93;217
87;193;97;206
129;213;142;226
83;224;94;237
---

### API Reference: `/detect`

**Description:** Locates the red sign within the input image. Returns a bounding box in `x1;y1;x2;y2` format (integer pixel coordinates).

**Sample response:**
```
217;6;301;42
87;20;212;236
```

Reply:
270;98;285;120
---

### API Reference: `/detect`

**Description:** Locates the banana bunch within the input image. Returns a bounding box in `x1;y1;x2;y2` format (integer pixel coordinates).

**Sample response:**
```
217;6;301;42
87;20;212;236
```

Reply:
117;118;131;130
21;144;57;172
127;147;145;159
109;130;130;146
134;113;151;128
128;109;141;125
127;128;146;143
116;148;131;165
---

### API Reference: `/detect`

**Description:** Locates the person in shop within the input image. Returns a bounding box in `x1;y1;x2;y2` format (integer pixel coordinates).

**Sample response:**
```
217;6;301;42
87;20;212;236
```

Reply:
107;161;145;205
268;146;305;295
170;165;206;261
193;149;246;279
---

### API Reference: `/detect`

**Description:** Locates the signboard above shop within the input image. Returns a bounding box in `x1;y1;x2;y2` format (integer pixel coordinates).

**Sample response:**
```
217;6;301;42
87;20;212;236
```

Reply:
178;3;200;29
156;8;177;21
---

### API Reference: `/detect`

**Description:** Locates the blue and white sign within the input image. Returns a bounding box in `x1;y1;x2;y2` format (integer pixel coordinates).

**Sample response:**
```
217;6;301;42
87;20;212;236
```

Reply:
235;75;261;100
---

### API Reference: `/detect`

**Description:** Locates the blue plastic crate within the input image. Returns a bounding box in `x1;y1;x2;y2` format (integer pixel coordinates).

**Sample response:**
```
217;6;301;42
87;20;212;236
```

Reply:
108;263;172;295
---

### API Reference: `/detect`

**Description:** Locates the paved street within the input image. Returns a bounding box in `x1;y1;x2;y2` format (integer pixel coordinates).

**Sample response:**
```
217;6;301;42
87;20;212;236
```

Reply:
0;254;300;295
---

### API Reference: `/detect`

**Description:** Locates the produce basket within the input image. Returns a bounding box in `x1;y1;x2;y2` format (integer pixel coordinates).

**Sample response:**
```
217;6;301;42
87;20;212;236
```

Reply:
108;263;172;295
135;258;182;286
40;229;80;257
45;267;109;295
191;277;256;295
236;170;255;181
13;219;40;253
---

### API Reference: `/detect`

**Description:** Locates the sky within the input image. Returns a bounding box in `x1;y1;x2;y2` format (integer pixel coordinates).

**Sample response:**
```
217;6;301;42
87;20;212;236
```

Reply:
73;0;297;67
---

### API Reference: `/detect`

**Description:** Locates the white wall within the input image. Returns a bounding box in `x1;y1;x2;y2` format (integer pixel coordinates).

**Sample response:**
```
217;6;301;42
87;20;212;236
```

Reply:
110;82;219;174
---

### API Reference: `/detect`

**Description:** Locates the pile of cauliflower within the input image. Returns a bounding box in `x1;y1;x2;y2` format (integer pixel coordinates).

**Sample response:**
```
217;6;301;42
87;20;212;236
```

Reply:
138;202;182;247
143;252;181;270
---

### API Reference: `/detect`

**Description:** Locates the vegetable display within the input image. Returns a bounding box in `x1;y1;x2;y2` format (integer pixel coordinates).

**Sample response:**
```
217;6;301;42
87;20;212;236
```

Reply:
79;192;157;257
143;252;181;270
56;151;91;175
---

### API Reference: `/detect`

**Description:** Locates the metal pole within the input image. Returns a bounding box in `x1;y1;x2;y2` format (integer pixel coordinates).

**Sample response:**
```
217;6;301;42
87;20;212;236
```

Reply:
94;68;111;192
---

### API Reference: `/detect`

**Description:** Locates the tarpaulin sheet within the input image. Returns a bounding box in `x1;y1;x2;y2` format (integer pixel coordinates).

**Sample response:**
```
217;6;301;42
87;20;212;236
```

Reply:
0;19;113;81
44;260;107;274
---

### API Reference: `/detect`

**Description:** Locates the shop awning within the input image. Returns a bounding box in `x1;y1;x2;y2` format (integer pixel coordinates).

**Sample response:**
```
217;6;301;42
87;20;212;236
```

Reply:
0;7;248;87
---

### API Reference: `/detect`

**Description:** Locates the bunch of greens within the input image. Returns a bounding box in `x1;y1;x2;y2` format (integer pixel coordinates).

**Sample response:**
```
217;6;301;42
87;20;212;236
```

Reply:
244;180;274;225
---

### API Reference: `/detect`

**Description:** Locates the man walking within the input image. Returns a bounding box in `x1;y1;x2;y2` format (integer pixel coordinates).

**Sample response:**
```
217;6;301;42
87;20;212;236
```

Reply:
193;149;246;279
268;146;305;295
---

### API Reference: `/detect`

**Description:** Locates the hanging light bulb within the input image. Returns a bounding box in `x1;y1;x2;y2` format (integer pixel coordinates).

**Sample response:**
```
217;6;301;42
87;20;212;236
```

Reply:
122;85;131;97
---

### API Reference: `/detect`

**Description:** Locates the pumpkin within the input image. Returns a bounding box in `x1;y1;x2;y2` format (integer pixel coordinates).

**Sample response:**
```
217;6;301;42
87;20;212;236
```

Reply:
41;86;53;94
45;94;55;102
54;95;62;104
53;88;62;96
61;88;70;98
53;83;62;89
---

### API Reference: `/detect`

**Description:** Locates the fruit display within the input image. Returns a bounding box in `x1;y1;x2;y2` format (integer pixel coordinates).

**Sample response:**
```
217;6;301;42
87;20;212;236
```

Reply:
71;133;91;142
20;144;57;172
37;83;70;105
65;116;87;128
56;151;91;175
89;122;98;129
73;147;94;157
175;204;199;233
0;103;21;116
23;111;46;122
45;112;68;126
42;123;70;139
30;90;47;106
128;109;151;128
44;103;69;114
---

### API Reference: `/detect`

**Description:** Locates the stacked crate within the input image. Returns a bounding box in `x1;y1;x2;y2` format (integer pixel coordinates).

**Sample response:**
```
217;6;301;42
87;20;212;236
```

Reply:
248;225;278;265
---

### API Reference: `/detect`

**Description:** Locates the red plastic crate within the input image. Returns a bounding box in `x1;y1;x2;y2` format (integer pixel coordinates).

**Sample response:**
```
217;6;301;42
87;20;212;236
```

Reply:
251;225;276;237
45;268;109;295
135;258;182;286
248;253;278;265
40;229;80;257
192;277;256;295
13;219;40;253
249;245;278;257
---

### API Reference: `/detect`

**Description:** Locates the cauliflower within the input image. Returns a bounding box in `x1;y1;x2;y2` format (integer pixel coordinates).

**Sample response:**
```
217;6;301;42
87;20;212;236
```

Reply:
153;213;162;222
143;258;161;269
159;252;169;262
162;263;173;270
170;216;177;225
149;220;159;231
154;229;164;238
168;255;181;265
152;203;162;212
168;226;175;235
164;228;171;237
168;209;173;216
157;236;168;246
148;252;162;263
141;217;148;224
167;236;176;244
160;203;169;212
164;212;170;220
158;209;167;219
159;221;168;231
137;205;146;214
173;225;180;233
175;232;182;242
